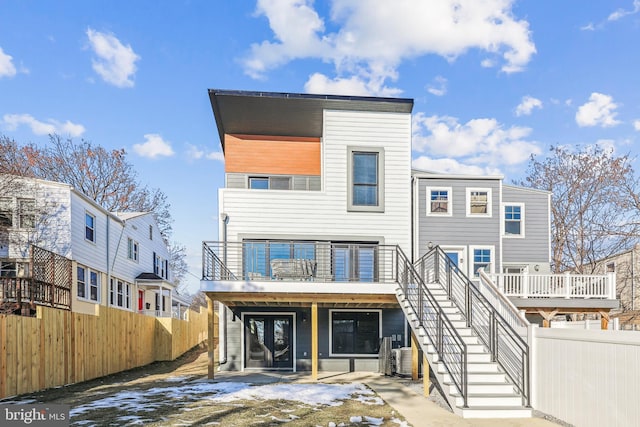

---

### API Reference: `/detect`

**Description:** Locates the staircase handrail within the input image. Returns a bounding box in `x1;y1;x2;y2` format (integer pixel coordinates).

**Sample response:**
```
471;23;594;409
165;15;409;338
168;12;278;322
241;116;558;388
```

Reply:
478;269;530;330
414;246;530;407
395;246;469;408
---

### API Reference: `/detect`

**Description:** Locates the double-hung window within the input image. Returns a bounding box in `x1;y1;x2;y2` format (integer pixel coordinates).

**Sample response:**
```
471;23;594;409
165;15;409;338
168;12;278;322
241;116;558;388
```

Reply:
470;247;493;277
504;204;524;237
85;212;96;243
127;238;139;261
426;187;452;215
110;278;131;309
17;199;35;229
77;266;100;302
0;197;12;227
466;188;492;217
348;147;384;212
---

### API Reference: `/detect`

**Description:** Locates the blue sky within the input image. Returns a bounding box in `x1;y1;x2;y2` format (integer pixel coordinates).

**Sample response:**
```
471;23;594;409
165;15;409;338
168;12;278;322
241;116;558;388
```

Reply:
1;1;640;293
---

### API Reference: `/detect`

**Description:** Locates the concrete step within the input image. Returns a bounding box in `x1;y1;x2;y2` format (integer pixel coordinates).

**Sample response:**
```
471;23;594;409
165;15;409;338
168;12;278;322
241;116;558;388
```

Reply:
453;392;523;408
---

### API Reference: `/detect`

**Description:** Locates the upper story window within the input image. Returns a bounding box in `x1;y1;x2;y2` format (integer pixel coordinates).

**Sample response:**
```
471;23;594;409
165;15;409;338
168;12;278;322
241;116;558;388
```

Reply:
153;252;168;279
149;225;153;240
248;176;291;190
127;238;139;262
85;212;96;243
466;188;492;217
606;262;615;273
426;187;452;216
348;147;385;212
504;204;524;237
0;197;13;227
17;199;35;229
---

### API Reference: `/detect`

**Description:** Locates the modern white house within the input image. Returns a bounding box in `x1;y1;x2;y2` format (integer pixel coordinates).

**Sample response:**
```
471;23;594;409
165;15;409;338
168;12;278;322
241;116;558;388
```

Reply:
0;175;185;318
201;89;621;419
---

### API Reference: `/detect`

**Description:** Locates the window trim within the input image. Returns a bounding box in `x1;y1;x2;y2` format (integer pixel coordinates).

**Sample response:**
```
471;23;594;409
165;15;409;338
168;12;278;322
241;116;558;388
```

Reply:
347;147;385;213
329;309;382;357
85;211;96;243
466;188;492;217
77;265;101;303
502;203;525;238
426;186;453;216
469;245;495;277
127;237;139;262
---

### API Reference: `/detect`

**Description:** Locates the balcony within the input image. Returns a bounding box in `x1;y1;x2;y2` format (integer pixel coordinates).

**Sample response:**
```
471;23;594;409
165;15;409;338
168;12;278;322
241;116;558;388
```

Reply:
488;271;617;300
201;241;401;303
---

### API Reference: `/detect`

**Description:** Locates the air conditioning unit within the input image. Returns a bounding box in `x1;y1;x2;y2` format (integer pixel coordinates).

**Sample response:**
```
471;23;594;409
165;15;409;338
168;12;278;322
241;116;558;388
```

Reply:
392;347;413;376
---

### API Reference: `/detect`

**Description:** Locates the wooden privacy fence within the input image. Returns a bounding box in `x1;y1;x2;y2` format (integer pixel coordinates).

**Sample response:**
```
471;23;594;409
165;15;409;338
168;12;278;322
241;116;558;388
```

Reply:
0;305;208;399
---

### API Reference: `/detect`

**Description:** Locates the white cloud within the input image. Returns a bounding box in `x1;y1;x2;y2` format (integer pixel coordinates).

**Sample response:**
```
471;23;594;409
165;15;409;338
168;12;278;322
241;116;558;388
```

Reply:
608;0;640;21
426;76;447;96
2;113;85;137
304;72;401;97
86;28;140;88
575;92;620;128
133;134;174;159
515;96;542;116
0;47;17;78
412;156;499;175
634;120;640;131
185;143;224;162
412;113;541;170
244;0;535;95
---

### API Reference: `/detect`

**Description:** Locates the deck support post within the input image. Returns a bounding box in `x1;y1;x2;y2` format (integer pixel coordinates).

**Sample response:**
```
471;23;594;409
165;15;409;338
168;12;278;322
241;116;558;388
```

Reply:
312;302;318;380
207;295;215;379
599;311;610;330
411;330;419;381
423;354;430;397
537;309;558;328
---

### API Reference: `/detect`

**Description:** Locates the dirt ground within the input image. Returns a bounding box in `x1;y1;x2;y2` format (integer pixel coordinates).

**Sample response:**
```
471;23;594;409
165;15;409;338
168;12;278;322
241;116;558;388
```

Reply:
2;346;411;426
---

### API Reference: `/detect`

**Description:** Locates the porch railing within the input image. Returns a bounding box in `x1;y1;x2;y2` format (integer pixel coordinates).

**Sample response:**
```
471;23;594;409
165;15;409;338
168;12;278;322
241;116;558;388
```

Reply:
414;246;530;407
0;277;71;311
202;241;398;283
489;272;617;300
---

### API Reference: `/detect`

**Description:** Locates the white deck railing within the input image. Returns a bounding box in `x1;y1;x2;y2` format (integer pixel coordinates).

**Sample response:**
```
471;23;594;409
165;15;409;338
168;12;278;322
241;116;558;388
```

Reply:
488;271;617;300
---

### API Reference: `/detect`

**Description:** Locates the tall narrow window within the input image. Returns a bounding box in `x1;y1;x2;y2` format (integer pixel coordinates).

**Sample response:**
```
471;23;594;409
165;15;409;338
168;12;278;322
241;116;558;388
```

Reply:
348;147;384;212
504;204;524;236
85;212;96;242
127;238;139;261
77;266;86;298
149;225;153;240
17;199;35;228
0;198;13;227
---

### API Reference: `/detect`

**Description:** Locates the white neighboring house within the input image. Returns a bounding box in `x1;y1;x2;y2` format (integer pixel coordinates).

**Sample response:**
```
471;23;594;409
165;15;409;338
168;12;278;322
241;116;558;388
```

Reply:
0;175;184;317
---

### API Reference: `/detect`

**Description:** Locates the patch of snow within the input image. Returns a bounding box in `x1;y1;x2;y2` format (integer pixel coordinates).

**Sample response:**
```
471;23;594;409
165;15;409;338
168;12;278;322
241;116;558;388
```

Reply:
364;415;384;425
391;417;410;426
350;415;363;423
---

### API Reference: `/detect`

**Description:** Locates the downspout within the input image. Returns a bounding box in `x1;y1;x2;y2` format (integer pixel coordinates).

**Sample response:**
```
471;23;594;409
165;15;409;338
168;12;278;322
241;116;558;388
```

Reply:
219;304;227;365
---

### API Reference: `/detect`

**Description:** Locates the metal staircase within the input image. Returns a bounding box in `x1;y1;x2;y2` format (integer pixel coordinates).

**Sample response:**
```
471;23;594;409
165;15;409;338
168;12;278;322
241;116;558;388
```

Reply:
395;246;531;418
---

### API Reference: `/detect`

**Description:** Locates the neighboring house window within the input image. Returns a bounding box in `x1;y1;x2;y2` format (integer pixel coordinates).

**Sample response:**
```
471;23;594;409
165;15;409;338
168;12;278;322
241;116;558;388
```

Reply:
153;252;168;279
426;187;452;215
85;212;96;243
330;310;381;355
249;176;291;190
17;199;35;229
155;293;166;311
127;238;139;262
504;204;524;237
471;247;493;277
347;147;385;212
0;197;13;227
109;278;131;309
466;188;492;217
77;266;100;302
606;262;615;273
149;225;153;240
1;261;17;277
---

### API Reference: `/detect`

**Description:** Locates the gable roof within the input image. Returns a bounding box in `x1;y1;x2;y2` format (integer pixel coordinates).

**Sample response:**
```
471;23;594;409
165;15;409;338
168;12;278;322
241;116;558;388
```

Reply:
208;89;414;151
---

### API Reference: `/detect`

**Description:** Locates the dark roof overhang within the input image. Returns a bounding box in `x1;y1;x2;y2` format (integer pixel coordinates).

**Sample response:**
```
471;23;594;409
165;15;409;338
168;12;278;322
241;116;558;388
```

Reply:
208;89;414;151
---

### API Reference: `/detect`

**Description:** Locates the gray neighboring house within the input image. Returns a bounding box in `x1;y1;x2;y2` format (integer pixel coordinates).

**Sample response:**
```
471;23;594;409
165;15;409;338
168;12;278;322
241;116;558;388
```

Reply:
412;170;552;278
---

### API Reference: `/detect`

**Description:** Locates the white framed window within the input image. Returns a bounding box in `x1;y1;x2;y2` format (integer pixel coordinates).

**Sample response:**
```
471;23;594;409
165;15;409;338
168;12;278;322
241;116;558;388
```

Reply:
127;238;139;262
466;188;492;217
503;203;525;237
109;278;131;309
248;176;291;190
17;199;35;229
77;265;100;302
426;187;452;216
0;197;13;227
153;252;168;279
347;147;385;212
469;246;494;277
329;309;382;357
85;212;96;243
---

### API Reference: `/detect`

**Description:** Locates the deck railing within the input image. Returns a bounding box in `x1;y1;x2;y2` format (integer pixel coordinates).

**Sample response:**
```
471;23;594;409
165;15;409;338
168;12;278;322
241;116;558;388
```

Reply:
0;276;71;312
489;271;617;299
202;241;398;283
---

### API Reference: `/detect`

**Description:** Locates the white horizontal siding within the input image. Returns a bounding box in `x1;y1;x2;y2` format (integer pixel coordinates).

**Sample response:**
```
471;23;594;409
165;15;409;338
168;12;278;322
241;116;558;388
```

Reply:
502;186;550;264
221;109;411;251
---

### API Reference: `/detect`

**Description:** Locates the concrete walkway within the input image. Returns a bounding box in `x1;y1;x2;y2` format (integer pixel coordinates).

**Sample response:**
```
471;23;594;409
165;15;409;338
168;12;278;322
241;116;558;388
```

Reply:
214;370;562;427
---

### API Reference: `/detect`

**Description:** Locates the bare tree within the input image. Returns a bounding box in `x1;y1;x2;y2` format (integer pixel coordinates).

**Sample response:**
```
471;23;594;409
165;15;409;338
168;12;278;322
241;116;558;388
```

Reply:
168;242;189;293
520;145;639;273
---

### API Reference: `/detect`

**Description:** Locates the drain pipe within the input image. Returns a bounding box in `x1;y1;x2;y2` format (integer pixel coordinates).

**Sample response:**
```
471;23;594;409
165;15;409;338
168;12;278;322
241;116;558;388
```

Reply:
218;303;227;366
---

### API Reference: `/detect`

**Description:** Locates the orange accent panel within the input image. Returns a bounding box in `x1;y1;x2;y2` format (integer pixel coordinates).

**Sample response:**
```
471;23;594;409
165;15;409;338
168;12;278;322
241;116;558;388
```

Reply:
224;134;321;175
